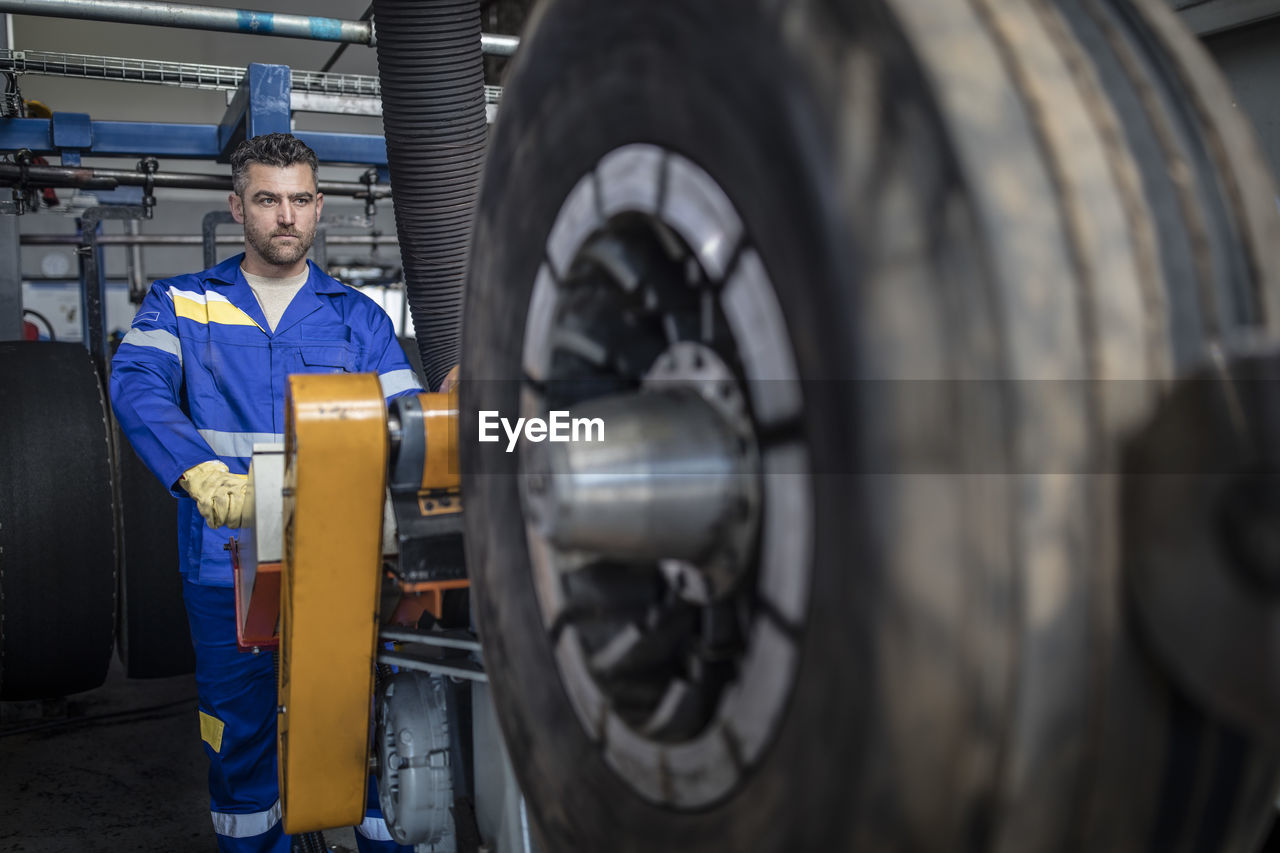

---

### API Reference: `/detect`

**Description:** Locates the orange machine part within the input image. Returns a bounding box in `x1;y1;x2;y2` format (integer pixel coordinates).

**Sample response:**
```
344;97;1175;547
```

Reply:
417;387;459;492
234;561;281;651
387;576;470;626
229;537;280;651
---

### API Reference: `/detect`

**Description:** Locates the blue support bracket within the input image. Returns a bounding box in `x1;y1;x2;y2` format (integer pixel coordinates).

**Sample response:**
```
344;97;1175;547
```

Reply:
52;112;92;165
51;112;92;150
219;63;292;160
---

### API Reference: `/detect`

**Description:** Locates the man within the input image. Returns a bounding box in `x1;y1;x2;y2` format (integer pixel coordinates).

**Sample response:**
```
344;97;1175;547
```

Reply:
111;133;421;853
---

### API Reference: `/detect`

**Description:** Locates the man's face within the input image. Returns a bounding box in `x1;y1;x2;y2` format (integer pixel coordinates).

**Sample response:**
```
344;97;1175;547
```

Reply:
229;163;324;271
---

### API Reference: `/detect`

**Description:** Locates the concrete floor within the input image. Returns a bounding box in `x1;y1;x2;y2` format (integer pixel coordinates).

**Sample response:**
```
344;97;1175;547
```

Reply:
7;658;1276;852
0;657;357;852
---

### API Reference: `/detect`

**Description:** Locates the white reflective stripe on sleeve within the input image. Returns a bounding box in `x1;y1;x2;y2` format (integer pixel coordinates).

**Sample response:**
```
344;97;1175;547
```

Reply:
198;429;285;459
210;800;281;838
121;328;183;366
379;368;423;399
166;286;235;306
356;815;393;841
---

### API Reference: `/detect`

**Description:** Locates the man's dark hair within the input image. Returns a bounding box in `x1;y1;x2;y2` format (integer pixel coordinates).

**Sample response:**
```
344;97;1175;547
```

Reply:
230;133;319;196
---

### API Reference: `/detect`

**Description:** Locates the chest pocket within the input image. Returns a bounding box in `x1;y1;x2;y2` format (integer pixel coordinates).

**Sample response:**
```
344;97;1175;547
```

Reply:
293;343;361;374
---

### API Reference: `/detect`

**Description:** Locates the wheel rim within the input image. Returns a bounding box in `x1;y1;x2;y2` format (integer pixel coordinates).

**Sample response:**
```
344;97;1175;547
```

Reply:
517;144;814;808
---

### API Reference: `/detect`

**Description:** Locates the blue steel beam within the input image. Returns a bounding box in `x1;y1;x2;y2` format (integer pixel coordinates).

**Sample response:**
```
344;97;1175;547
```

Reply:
0;120;387;166
0;116;221;157
0;118;52;150
94;121;222;156
294;132;387;168
2;60;386;166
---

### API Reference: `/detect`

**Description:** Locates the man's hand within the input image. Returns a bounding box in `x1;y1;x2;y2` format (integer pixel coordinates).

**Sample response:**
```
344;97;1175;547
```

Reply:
180;460;251;529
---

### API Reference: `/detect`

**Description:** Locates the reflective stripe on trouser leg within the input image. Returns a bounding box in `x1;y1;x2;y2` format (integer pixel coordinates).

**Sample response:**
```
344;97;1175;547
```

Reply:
354;773;415;853
183;579;291;853
212;800;282;838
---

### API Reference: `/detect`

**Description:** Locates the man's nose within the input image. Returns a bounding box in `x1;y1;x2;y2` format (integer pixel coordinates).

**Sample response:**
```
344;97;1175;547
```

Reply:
278;203;296;225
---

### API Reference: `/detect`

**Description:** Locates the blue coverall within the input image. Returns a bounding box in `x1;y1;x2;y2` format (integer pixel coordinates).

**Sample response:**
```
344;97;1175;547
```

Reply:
110;254;421;853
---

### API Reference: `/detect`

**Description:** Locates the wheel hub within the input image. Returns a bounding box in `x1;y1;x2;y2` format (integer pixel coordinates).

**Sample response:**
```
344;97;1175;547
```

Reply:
517;144;812;808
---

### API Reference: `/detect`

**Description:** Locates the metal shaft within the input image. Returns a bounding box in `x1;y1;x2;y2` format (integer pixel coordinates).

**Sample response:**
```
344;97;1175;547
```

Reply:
520;391;753;562
480;34;519;56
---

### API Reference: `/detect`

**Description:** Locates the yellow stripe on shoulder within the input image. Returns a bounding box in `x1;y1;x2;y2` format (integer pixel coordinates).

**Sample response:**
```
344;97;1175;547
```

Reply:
172;293;262;329
207;300;264;329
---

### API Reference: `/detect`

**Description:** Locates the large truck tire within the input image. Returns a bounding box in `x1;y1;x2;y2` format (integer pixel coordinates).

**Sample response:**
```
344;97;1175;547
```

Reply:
114;423;195;679
0;342;116;700
459;1;1280;851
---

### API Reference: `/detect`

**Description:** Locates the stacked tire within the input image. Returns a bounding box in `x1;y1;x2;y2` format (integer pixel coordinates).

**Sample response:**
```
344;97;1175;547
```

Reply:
0;339;195;700
115;422;194;679
0;342;116;699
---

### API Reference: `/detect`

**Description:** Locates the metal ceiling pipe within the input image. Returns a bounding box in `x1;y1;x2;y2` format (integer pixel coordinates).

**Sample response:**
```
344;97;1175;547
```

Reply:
21;233;399;246
125;219;144;302
372;0;487;391
0;163;116;189
0;162;392;198
0;1;518;53
0;0;372;44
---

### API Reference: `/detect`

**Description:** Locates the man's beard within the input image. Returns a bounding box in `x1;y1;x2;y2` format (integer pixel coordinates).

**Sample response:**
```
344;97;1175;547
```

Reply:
245;221;315;267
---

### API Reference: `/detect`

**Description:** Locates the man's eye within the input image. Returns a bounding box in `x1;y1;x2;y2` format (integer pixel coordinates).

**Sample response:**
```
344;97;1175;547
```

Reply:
259;198;277;207
293;198;311;207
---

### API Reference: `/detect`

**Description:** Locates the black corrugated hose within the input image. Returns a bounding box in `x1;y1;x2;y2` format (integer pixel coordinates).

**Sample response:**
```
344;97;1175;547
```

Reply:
372;0;489;392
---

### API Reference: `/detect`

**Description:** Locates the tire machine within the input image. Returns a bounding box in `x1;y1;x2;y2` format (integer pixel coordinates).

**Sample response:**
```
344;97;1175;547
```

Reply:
232;373;513;852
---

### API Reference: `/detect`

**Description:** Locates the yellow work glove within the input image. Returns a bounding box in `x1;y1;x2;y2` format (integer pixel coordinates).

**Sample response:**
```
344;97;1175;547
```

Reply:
180;460;252;529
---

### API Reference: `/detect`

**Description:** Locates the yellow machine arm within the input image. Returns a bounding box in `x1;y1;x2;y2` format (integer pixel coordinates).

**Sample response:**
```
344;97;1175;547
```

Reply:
277;374;389;833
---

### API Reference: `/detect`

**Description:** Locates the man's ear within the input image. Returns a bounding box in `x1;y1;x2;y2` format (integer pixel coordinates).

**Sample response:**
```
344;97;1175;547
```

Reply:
229;192;244;224
315;193;324;219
